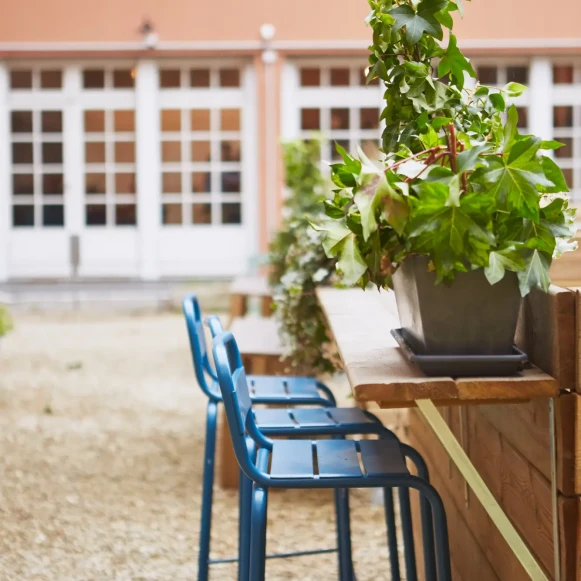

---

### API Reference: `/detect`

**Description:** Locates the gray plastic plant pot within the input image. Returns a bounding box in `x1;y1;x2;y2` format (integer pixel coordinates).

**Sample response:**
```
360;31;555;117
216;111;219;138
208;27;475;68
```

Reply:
392;255;522;356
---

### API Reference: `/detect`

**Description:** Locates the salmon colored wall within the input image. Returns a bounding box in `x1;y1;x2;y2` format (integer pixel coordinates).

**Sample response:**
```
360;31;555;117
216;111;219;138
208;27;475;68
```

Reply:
0;0;580;44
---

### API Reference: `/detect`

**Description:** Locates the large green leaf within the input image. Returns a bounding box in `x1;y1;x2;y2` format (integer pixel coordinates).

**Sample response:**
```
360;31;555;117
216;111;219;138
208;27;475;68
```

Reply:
389;0;446;44
517;249;551;296
311;219;352;257
484;246;525;285
437;34;475;90
336;233;368;286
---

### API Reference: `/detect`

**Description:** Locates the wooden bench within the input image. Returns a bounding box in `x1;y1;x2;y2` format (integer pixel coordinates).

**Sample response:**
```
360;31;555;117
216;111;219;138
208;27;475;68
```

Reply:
229;276;273;319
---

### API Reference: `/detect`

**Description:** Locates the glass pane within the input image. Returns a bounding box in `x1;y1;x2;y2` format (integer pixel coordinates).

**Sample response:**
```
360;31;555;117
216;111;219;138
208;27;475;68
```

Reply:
220;109;240;131
191;141;211;162
554;106;573;128
13;205;34;227
190;69;210;87
332;140;350;161
13;174;34;195
191;109;211;131
361;140;381;161
478;66;498;85
114;110;135;132
516;107;528;129
162;172;182;193
84;110;105;132
11;111;33;133
359;68;379;86
162;204;182;225
83;69;105;89
114;142;135;163
86;204;107;226
221;140;241;162
43;174;64;195
42;111;62;133
10;70;32;89
160;69;181;88
301;68;321;87
562;168;574;188
222;203;241;224
219;69;240;87
40;70;62;89
113;69;134;88
162;141;182;162
161;110;181;132
331;108;350;130
330;68;350;86
507;66;528;85
360;108;380;130
86;173;106;194
221;171;241;193
42;143;63;164
192;172;211;193
12;143;33;164
115;173;135;194
554;65;574;85
42;205;64;226
192;203;212;224
86;142;106;163
301;109;320;130
115;204;136;225
555;138;574;159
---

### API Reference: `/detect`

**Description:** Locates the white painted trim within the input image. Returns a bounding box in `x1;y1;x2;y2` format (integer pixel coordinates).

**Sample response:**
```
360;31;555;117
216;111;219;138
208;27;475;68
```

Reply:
0;63;10;281
528;58;553;142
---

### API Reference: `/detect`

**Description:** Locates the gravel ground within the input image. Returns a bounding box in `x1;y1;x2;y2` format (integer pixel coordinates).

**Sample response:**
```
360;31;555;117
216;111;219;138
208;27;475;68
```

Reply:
0;312;403;580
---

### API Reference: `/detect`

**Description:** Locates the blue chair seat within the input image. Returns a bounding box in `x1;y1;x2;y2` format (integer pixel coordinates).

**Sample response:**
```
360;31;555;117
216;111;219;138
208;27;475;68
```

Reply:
254;406;377;431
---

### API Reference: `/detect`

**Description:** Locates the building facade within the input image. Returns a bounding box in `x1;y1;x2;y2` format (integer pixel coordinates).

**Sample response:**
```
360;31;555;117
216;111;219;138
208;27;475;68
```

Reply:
1;0;580;281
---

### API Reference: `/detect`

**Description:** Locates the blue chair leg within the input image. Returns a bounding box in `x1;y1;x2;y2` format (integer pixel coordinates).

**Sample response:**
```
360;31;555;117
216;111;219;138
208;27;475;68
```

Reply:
398;487;418;581
334;488;355;581
249;484;269;581
198;400;218;581
238;439;256;581
383;487;401;581
316;381;337;406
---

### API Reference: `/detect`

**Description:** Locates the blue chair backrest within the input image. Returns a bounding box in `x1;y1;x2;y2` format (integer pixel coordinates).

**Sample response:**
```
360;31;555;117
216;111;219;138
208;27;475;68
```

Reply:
182;293;218;399
206;315;225;339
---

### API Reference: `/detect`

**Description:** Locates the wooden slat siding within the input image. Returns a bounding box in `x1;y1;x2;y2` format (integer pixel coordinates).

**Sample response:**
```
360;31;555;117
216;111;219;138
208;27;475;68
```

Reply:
478;394;580;496
577;498;581;581
577;290;581;394
410;409;580;580
515;285;576;391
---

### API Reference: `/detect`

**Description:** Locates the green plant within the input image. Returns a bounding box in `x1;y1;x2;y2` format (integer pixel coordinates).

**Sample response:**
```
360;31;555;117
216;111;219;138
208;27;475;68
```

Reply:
268;139;341;375
315;0;577;296
0;305;13;337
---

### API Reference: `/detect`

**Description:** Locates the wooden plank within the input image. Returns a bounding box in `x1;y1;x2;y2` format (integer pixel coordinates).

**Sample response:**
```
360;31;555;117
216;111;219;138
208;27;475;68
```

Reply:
229;294;247;318
577;290;581;394
230;275;271;297
577;498;581;581
230;315;284;357
218;407;239;489
548;239;581;288
318;287;559;407
515;285;576;391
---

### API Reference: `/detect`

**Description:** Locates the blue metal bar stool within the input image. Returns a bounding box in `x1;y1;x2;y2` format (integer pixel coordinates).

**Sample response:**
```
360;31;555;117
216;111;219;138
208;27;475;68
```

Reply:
212;330;452;581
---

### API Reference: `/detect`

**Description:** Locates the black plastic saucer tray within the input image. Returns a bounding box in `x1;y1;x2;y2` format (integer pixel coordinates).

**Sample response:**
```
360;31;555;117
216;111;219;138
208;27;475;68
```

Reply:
390;328;528;377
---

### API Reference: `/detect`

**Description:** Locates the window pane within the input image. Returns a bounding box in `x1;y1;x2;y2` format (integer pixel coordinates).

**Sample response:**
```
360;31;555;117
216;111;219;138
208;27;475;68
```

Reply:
83;69;105;89
115;173;135;194
13;174;34;195
301;68;321;87
40;70;62;89
162;204;182;225
42;205;64;226
220;109;240;131
477;66;498;85
516;107;528;129
84;110;105;132
192;172;211;193
359;68;379;86
115;204;136;225
190;69;210;87
219;69;240;87
331;108;349;130
301;108;320;130
554;106;573;128
330;68;350;86
114;142;135;163
43;174;64;195
161;110;181;132
86;205;107;226
113;69;134;88
221;140;241;162
11;111;33;133
360;108;380;130
42;143;63;164
114;110;135;132
555;138;574;159
507;66;528;85
86;142;106;163
86;173;106;194
12;143;33;164
222;203;241;224
554;65;574;85
160;69;181;88
192;141;211;162
221;171;241;193
162;172;182;193
562;168;574;188
162;141;182;163
10;70;32;89
332;139;350;161
192;204;212;224
361;140;381;161
191;109;211;131
42;111;62;133
13;205;34;226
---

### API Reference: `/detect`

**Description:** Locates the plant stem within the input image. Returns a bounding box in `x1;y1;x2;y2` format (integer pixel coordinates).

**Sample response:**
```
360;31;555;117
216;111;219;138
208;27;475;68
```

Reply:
447;123;458;173
386;145;446;172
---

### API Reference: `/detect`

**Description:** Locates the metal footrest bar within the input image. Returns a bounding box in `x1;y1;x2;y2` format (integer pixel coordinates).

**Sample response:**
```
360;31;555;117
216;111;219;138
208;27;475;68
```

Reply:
209;547;338;565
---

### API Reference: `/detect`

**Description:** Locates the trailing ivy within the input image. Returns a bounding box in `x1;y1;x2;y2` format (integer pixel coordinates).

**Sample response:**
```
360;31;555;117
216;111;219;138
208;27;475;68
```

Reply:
315;0;577;296
268;139;341;376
